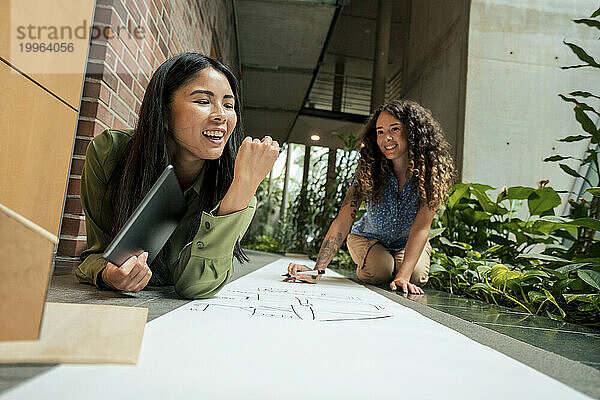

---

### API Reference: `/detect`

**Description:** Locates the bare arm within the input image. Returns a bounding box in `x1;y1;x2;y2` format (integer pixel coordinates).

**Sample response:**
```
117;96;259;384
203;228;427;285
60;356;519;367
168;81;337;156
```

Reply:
286;185;362;282
390;205;437;293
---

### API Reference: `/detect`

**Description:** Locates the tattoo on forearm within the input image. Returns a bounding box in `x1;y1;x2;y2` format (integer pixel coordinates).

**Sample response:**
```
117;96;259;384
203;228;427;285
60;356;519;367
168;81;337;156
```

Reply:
315;232;344;269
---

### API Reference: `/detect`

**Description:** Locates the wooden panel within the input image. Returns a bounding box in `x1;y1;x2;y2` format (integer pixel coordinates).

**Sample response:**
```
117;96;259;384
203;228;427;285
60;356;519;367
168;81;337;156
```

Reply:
0;0;96;109
0;204;57;341
0;61;78;235
0;303;148;363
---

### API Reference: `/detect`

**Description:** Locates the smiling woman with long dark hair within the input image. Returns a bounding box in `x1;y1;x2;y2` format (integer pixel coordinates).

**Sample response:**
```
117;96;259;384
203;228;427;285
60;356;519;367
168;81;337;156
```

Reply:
77;52;279;299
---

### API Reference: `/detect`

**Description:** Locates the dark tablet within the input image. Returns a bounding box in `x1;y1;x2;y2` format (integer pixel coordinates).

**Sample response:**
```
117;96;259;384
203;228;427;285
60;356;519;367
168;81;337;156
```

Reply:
103;165;187;266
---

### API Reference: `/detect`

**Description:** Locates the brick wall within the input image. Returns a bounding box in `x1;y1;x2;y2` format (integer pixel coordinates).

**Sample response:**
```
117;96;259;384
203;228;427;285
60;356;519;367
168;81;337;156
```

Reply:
55;0;240;268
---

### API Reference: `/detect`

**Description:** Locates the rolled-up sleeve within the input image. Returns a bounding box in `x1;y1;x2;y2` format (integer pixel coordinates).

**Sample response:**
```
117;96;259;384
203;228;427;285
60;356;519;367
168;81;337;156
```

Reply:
76;134;112;286
172;197;256;299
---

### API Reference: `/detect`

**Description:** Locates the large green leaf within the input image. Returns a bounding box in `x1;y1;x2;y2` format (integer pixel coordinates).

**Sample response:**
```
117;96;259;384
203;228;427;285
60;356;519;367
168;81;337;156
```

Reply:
497;186;534;202
527;187;561;215
517;253;570;263
429;263;447;274
574;18;600;30
428;227;446;239
577;269;600;290
531;220;560;234
543;155;570;162
574;107;600;142
563;293;600;303
570;91;600;99
562;41;600;68
471;183;495;192
555;263;592;274
482;244;503;255
568;218;600;231
447;183;470;209
558;134;591;142
586;187;600;197
488;264;521;289
558;163;585;180
559;94;600;116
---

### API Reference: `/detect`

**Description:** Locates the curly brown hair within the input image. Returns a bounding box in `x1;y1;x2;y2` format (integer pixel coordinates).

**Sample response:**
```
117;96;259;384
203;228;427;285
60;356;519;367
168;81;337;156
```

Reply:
354;99;454;210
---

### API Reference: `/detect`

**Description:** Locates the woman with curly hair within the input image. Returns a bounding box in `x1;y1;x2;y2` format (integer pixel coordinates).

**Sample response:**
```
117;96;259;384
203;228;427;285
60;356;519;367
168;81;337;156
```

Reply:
285;99;454;294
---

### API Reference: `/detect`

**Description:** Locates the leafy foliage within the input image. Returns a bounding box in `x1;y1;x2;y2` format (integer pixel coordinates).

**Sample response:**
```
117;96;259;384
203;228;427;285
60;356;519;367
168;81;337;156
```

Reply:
428;184;600;326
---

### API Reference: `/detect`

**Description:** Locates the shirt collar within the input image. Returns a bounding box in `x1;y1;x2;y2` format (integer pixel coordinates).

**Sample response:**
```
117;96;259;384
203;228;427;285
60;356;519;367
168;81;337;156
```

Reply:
183;163;207;198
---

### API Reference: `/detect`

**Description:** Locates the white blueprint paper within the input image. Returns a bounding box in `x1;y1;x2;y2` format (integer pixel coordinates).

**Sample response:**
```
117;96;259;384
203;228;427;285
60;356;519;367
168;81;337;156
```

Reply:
1;258;591;399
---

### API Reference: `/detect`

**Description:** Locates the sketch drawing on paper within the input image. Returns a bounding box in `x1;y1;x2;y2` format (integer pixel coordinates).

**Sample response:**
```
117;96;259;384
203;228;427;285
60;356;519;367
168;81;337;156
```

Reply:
187;287;392;322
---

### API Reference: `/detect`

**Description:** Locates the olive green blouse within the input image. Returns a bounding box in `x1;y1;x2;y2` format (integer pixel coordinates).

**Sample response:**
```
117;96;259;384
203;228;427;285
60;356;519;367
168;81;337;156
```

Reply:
76;130;256;299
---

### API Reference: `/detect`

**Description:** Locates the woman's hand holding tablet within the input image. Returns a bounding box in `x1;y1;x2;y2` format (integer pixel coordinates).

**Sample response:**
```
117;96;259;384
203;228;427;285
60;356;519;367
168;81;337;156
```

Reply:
101;252;152;292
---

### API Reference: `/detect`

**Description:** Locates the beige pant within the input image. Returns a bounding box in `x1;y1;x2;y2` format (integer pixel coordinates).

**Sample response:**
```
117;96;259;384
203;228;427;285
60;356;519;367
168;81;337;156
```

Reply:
346;234;431;286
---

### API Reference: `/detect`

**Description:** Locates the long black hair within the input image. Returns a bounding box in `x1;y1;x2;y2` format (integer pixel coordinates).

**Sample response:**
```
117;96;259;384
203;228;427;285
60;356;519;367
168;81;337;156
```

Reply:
109;52;248;284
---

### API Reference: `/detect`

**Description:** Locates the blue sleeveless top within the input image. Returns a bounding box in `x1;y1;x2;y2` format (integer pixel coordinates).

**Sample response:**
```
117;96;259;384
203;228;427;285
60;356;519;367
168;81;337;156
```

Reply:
350;174;419;251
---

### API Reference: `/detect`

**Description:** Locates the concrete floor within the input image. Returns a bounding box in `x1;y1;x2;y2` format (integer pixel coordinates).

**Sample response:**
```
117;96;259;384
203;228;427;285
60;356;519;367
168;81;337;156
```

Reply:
1;250;599;398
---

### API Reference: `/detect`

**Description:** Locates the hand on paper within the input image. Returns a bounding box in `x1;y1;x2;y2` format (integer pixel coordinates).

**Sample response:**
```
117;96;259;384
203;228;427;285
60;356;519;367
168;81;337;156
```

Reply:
283;263;322;284
390;275;423;295
102;252;152;292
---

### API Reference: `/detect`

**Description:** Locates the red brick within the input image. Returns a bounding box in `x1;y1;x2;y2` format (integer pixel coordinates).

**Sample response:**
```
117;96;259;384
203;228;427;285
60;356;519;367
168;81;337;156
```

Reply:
88;42;107;61
93;6;113;24
73;137;92;156
134;100;141;114
115;61;133;88
64;196;83;215
61;217;86;236
112;0;129;26
148;0;159;26
132;80;145;102
79;100;98;119
76;119;96;137
162;0;171;15
138;50;152;79
102;66;119;91
128;111;138;127
161;7;170;32
122;45;137;76
80;100;113;127
82;81;111;105
67;176;82;196
57;238;87;257
85;61;105;80
112;115;131;130
118;81;136;109
158;36;167;58
126;0;142;26
147;14;158;39
70;158;85;175
121;20;142;61
138;71;149;90
104;44;118;70
132;0;148;21
82;81;101;99
111;95;130;122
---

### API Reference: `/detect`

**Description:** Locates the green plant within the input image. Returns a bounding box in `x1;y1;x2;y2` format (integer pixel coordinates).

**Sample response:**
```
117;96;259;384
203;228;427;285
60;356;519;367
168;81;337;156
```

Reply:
429;183;600;326
243;235;281;253
544;5;600;254
280;132;360;257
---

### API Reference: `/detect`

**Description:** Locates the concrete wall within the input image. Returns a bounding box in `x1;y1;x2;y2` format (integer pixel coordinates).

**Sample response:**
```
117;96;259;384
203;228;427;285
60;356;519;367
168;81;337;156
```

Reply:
463;0;600;201
402;0;471;174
